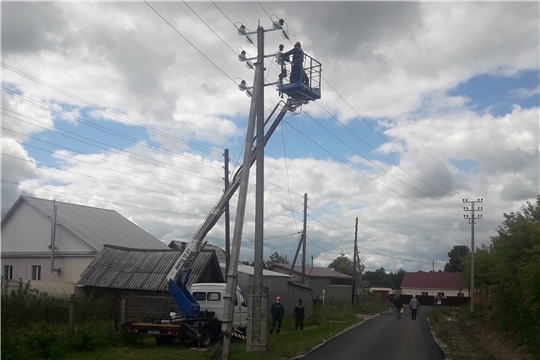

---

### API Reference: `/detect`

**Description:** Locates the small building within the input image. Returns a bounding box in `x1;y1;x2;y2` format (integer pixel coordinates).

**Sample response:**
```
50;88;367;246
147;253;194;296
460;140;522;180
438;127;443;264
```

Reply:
77;245;224;322
268;264;352;305
232;263;313;316
1;196;168;283
400;271;466;306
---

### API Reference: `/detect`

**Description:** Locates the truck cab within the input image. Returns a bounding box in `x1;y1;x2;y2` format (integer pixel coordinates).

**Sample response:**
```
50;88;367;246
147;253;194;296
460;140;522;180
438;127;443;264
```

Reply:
190;283;248;331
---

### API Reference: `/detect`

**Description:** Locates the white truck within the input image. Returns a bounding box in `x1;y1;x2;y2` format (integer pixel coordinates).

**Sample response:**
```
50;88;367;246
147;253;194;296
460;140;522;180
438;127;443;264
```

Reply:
129;283;248;347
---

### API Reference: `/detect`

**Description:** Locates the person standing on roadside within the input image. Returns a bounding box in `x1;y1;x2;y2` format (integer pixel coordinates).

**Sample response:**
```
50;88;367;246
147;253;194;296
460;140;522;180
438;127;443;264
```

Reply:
270;296;284;334
294;299;305;330
393;294;403;319
409;295;421;321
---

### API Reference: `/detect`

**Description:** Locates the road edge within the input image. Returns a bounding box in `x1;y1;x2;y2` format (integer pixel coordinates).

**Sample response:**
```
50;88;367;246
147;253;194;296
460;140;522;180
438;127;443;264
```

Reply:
292;311;385;359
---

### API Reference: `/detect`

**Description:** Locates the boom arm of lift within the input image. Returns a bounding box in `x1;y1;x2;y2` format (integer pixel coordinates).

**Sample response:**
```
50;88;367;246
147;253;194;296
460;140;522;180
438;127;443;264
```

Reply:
164;101;291;314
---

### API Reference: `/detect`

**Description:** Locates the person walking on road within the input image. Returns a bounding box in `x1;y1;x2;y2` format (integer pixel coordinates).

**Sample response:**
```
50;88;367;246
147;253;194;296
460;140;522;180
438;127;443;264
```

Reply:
294;299;305;330
393;294;403;319
270;296;284;334
409;295;421;320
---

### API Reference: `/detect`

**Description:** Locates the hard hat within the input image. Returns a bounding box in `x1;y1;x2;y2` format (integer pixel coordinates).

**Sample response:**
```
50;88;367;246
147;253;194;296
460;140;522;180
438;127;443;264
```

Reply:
413;295;416;298
276;296;281;300
295;41;301;47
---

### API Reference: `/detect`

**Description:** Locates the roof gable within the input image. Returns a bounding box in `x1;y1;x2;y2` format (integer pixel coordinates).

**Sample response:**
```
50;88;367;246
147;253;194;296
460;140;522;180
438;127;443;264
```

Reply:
77;245;223;291
2;196;167;252
400;272;463;290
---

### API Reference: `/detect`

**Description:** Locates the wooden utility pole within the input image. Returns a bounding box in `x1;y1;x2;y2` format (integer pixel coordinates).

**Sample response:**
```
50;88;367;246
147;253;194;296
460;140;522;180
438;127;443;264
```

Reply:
352;217;358;305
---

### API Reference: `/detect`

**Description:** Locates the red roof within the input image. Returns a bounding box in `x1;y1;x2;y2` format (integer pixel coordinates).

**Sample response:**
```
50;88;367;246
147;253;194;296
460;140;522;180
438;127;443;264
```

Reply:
270;264;351;279
400;272;463;290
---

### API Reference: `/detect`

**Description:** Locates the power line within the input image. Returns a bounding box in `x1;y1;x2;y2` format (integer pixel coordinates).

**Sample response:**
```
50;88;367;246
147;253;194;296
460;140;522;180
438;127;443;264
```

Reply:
1;120;225;185
284;119;464;217
1;180;206;218
302;110;462;208
144;1;235;83
1;65;222;157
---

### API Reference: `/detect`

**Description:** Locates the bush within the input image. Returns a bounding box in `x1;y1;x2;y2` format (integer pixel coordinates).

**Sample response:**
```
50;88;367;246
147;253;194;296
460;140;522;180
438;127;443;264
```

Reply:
1;279;68;329
70;320;116;351
23;322;70;359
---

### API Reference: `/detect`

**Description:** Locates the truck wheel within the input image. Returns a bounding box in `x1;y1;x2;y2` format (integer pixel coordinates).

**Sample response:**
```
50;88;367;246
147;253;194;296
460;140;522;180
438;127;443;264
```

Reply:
193;327;213;347
155;336;175;346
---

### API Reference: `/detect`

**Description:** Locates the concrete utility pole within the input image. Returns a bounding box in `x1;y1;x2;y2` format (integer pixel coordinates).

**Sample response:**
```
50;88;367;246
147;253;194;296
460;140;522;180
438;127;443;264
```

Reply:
463;198;483;313
302;193;308;285
224;149;231;275
352;217;358;305
248;24;267;353
222;20;288;358
221;46;260;360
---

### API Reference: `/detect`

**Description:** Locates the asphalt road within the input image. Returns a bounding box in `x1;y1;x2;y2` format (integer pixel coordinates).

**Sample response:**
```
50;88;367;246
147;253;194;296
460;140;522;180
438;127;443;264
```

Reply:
299;306;444;360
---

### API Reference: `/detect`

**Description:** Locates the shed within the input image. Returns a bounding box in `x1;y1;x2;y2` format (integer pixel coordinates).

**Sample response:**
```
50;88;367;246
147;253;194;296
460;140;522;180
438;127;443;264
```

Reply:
77;245;224;322
229;264;313;316
269;264;352;305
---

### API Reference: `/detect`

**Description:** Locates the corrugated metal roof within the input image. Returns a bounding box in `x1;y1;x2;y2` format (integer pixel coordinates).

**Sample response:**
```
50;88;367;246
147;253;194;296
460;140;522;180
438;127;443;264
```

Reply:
11;196;168;251
400;271;462;290
168;241;227;263
77;245;218;291
270;264;352;279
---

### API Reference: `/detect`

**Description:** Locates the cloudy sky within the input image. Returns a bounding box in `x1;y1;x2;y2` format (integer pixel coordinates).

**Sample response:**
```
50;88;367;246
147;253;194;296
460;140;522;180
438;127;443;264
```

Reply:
2;1;539;273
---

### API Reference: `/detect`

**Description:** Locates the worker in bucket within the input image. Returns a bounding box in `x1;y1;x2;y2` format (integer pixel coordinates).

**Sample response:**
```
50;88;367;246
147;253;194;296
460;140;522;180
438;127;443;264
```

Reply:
281;41;304;83
270;296;284;334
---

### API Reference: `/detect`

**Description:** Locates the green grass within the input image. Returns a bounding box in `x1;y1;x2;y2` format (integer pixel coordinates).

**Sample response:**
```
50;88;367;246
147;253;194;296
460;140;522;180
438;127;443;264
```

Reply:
58;299;387;360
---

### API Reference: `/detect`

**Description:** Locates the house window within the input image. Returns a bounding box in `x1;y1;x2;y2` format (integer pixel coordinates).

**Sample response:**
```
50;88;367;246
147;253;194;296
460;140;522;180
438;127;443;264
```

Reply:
3;265;13;280
457;293;464;297
437;292;445;297
421;292;428;296
31;265;41;280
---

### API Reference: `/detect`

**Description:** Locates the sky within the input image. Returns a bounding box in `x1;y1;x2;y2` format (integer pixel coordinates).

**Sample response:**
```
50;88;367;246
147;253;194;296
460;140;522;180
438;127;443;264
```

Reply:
1;1;539;273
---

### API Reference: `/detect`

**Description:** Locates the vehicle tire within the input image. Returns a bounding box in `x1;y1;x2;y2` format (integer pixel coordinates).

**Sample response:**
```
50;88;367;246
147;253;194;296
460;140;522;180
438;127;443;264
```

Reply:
193;327;213;347
155;336;175;346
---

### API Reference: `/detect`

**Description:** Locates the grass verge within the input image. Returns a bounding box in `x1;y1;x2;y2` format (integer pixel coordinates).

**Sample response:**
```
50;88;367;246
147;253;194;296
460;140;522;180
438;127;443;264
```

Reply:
58;299;387;360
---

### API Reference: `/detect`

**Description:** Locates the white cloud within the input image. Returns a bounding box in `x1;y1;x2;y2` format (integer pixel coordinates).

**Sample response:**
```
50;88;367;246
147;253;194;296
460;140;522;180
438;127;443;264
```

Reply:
1;2;538;273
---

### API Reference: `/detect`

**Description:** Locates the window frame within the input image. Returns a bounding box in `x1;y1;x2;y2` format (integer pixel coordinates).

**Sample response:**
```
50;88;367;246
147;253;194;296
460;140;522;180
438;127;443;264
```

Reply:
31;265;41;280
3;265;13;280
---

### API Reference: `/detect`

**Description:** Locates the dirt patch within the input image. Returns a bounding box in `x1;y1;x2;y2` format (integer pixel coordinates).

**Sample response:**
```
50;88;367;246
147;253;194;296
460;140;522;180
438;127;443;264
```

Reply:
429;308;533;360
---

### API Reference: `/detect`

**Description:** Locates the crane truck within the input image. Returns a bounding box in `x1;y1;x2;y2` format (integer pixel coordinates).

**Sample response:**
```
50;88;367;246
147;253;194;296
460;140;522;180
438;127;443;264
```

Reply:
128;100;294;346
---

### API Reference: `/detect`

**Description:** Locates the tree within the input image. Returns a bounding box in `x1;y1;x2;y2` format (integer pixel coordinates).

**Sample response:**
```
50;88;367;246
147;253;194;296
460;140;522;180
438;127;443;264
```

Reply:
444;245;470;272
364;267;392;288
458;196;540;354
327;253;354;276
388;268;406;289
265;252;288;269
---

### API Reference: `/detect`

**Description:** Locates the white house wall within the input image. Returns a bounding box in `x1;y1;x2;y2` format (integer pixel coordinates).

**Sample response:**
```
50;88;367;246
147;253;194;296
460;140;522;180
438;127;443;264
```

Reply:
401;288;462;297
1;201;95;254
1;257;63;281
64;257;94;283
